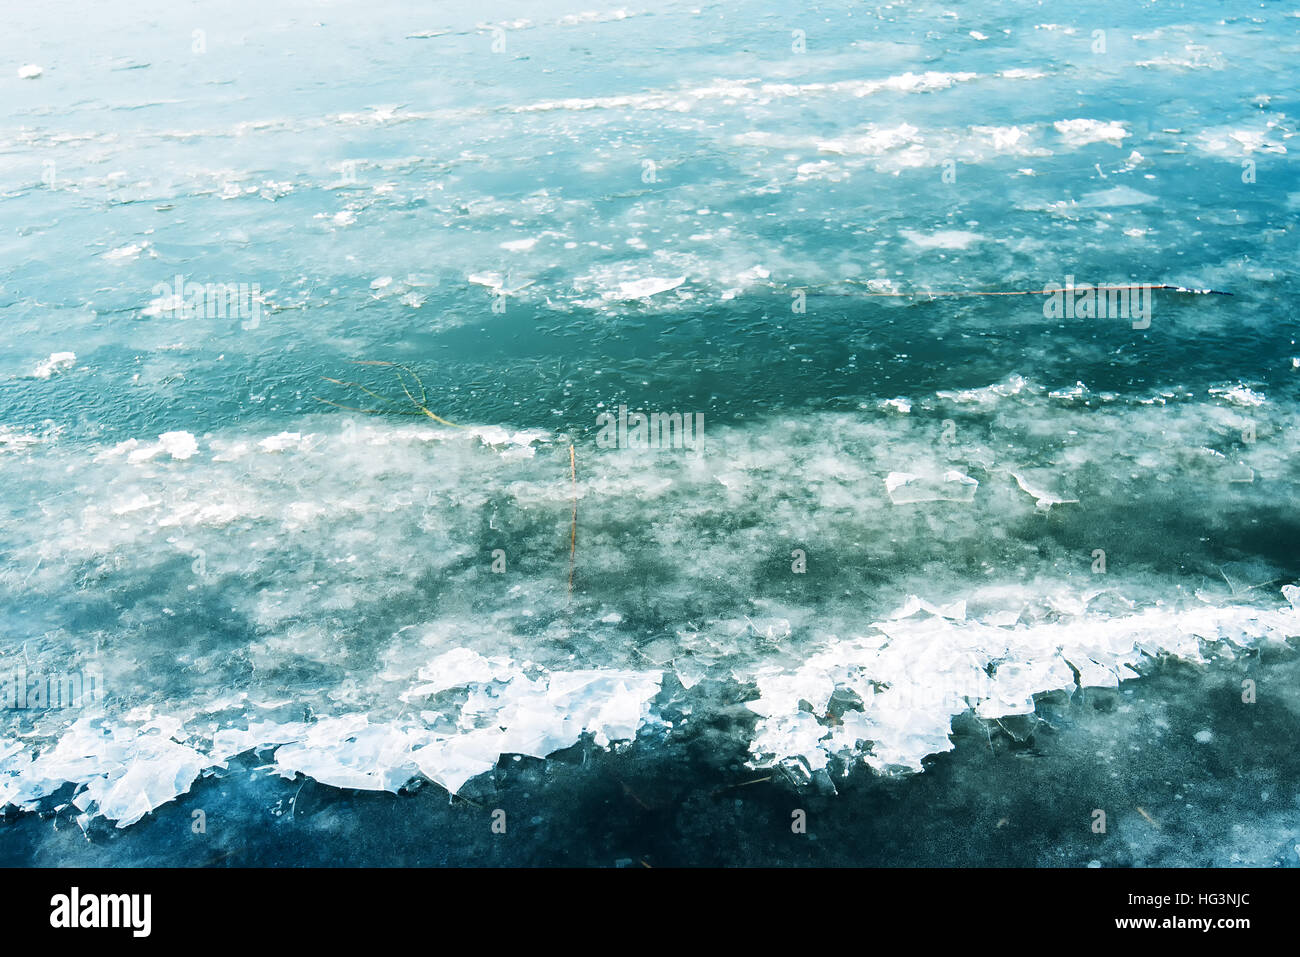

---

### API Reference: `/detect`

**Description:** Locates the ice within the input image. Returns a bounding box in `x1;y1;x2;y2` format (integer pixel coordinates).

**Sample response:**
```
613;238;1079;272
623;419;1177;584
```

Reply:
1197;125;1288;157
1283;585;1300;612
29;352;76;379
210;721;309;762
744;596;1300;777
1;652;662;822
258;432;308;452
467;272;504;290
1053;118;1128;146
972;124;1037;154
3;368;1300;823
617;276;685;299
936;374;1030;405
274;718;423;793
103;242;148;262
975;658;1076;719
6;717;212;828
411;731;508;794
885;470;978;504
404;648;517;699
18;64;42;79
1210;385;1266;407
124;431;200;463
887;595;967;620
900;229;983;250
1008;470;1080;512
0;0;1295;869
1078;186;1159;207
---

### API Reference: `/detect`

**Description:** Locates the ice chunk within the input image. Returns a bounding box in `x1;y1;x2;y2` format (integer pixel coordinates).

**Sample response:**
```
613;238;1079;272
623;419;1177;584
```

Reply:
13;718;211;828
1209;385;1266;407
103;242;148;262
210;721;309;762
1283;584;1300;612
411;730;505;794
900;229;983;250
885;470;978;504
887;595;967;620
975;658;1075;718
405;648;517;699
617;276;685;299
127;431;199;463
1008;470;1079;511
1054;118;1128;146
936;374;1029;405
258;432;307;452
29;352;76;379
274;718;423;792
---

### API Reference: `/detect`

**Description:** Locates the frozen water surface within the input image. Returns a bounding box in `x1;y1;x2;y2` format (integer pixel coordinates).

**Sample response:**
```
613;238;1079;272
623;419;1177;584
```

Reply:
0;0;1298;864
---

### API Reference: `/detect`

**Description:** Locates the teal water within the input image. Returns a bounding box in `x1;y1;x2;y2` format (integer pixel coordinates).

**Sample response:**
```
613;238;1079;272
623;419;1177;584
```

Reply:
1;0;1299;865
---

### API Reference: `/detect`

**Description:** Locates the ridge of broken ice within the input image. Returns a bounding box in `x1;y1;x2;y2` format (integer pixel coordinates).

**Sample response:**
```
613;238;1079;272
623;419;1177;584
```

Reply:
744;592;1300;778
0;651;661;827
4;382;1298;825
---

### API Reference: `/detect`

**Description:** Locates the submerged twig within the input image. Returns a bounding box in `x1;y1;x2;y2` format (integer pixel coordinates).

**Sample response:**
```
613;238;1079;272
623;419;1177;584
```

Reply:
314;361;464;427
837;282;1234;298
1136;806;1161;830
568;444;577;598
710;775;773;797
620;780;652;811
